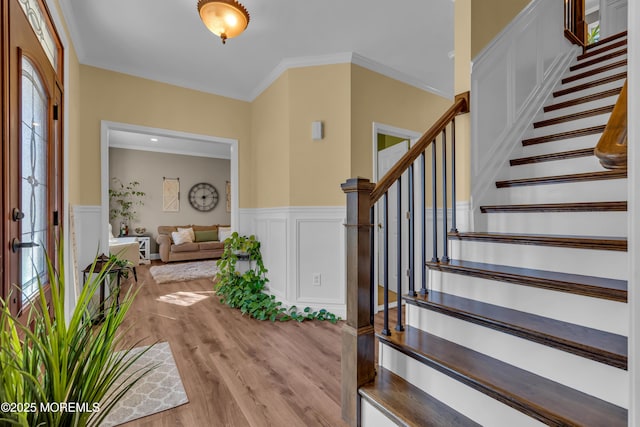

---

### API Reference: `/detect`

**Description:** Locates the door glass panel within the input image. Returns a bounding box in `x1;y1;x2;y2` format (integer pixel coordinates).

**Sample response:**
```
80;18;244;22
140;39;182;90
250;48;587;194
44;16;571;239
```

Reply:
21;56;48;304
16;0;58;69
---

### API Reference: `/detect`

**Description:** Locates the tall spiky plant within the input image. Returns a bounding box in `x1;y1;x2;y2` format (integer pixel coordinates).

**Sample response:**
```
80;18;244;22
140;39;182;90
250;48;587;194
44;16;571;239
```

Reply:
0;241;155;426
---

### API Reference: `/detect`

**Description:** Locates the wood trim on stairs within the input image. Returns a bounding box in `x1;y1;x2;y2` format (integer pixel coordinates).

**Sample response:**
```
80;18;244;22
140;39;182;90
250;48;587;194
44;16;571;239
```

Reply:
584;31;627;50
562;59;627;84
448;231;627;251
553;72;626;98
426;259;627;302
577;39;627;60
359;367;480;427
479;201;627;213
404;292;627;369
377;327;627;426
522;125;605;146
570;48;626;71
544;87;622;112
495;170;626;188
533;105;613;128
510;148;594;165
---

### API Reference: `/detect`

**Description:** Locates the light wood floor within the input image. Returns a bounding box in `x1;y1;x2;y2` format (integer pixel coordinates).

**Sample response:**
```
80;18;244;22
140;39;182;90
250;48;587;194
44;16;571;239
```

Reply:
116;262;347;427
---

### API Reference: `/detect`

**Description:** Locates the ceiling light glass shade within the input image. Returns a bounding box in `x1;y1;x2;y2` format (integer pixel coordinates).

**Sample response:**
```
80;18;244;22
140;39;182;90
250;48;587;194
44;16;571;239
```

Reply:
197;0;250;44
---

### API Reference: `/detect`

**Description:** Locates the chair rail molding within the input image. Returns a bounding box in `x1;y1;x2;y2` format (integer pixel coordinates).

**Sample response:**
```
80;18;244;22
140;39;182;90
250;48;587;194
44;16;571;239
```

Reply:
470;0;578;224
239;206;347;317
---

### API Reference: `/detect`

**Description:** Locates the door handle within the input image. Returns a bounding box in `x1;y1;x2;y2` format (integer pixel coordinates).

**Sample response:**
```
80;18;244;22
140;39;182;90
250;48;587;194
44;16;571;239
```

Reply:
11;238;40;253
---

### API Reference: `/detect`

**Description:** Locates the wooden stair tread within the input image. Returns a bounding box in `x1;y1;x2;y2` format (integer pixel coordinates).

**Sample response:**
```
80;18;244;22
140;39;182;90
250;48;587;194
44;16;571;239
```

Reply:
404;291;627;368
359;367;481;427
543;87;621;112
448;231;627;251
584;31;627;50
562;59;626;84
577;39;627;61
570;48;626;71
378;327;628;426
426;259;627;302
522;125;605;146
495;170;626;188
533;105;613;128
510;148;594;165
480;201;627;213
553;72;626;98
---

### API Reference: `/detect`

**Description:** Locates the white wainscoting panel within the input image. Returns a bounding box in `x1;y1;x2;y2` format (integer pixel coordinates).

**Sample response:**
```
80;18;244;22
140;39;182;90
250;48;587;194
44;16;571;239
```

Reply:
71;205;103;317
600;0;628;38
239;206;346;317
471;0;578;219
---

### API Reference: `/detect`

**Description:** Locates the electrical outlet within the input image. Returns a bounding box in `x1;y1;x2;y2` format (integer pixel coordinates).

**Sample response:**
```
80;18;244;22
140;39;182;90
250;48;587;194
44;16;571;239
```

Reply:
312;273;321;286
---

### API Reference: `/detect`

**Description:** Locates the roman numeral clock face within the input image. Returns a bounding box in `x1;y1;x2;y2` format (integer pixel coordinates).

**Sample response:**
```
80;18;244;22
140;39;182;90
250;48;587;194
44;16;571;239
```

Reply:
188;182;219;212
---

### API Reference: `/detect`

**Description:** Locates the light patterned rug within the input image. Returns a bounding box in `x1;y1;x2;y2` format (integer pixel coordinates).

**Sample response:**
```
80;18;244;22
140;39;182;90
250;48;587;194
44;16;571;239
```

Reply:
149;260;218;284
100;342;188;426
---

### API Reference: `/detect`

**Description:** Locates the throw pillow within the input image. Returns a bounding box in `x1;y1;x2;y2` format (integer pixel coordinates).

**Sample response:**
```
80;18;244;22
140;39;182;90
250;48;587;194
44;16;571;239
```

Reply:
172;229;193;245
195;229;218;242
178;227;195;241
218;226;233;242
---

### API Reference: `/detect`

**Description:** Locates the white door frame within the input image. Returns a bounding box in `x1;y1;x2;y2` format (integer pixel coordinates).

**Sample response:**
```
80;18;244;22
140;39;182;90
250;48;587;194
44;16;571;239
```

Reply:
372;123;421;312
99;121;239;254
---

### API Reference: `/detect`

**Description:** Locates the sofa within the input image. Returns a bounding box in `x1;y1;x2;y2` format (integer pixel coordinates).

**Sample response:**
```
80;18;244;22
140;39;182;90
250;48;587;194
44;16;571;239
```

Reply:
156;225;230;263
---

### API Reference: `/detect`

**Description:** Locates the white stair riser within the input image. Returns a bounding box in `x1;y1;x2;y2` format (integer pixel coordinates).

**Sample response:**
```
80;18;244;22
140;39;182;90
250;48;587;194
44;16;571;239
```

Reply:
517;133;600;157
541;95;618;120
557;64;627;89
360;399;398;427
502;155;604;179
488;179;627;205
405;306;629;408
566;53;627;76
482;210;627;237
531;113;610;137
380;344;545;427
449;239;627;280
428;270;628;335
551;80;624;104
575;48;627;66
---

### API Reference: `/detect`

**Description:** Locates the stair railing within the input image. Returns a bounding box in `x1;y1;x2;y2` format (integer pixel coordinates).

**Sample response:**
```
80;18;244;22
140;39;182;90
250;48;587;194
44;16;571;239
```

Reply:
564;0;586;47
340;92;469;426
595;80;627;169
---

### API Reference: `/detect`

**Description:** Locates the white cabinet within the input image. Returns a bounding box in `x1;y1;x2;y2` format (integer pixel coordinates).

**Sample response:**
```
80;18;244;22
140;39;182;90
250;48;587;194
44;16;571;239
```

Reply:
137;236;151;264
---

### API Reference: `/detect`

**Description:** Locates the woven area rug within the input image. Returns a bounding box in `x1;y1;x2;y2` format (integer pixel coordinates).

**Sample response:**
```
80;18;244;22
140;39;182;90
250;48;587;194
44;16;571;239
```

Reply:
101;342;188;426
149;260;218;284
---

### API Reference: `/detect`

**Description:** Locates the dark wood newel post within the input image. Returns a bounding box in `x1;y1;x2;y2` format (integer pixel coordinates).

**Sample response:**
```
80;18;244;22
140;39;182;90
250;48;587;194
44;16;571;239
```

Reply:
341;177;376;427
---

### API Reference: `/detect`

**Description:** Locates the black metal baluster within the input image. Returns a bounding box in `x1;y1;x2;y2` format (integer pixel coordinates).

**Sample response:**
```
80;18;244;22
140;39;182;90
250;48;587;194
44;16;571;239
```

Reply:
408;164;416;297
369;206;375;326
396;178;404;332
451;119;458;233
420;152;428;295
441;129;450;263
431;140;438;263
382;192;390;336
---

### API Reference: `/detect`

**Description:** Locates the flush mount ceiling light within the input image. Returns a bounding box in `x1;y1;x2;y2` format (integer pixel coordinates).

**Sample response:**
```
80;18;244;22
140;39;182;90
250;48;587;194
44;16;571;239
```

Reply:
197;0;250;45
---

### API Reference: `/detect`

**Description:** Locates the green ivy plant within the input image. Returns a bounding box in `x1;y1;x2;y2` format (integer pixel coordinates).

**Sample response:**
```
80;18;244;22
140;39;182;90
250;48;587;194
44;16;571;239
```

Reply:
108;178;146;225
215;233;340;323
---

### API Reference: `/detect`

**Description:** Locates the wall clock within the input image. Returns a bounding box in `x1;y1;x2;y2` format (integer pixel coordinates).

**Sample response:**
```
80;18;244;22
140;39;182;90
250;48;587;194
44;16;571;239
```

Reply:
188;182;219;212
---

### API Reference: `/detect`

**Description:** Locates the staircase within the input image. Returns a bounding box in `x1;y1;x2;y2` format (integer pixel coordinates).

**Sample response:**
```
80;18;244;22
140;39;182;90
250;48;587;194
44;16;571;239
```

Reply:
357;32;629;426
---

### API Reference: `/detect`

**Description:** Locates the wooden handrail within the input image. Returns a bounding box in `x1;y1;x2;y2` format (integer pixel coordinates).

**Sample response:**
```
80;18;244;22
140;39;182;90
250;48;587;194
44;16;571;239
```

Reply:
370;91;470;205
595;80;627;169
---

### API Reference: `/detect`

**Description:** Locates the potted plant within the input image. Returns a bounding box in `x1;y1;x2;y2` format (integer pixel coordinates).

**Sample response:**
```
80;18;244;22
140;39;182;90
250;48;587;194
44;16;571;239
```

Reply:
109;178;146;236
0;241;153;426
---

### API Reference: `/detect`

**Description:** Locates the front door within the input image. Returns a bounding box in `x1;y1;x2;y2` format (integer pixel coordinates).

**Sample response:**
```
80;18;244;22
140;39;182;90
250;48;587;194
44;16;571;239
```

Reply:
3;0;63;322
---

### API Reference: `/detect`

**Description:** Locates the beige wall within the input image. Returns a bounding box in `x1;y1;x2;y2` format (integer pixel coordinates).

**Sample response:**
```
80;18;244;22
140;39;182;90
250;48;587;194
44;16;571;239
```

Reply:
250;72;291;207
288;64;351;206
75;66;251;207
109;148;230;252
471;0;532;58
350;64;451;181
